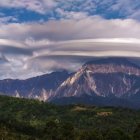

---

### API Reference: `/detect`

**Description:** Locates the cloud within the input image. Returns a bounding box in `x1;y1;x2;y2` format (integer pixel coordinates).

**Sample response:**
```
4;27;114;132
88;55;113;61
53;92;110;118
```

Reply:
110;0;139;15
34;38;140;58
0;0;57;14
1;16;140;41
55;8;88;20
0;0;140;79
129;10;140;20
0;15;140;79
0;16;18;23
0;0;140;21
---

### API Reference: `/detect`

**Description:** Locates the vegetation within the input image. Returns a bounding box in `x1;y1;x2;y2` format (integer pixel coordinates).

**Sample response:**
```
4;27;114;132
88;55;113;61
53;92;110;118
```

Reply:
0;95;140;140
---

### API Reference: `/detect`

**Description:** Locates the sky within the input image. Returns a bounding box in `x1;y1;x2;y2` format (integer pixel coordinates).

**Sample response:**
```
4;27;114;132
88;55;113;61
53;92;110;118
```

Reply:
0;0;140;79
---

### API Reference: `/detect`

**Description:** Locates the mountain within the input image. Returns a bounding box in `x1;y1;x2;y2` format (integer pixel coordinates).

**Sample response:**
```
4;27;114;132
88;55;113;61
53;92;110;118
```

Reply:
0;70;70;101
1;57;140;108
51;58;140;108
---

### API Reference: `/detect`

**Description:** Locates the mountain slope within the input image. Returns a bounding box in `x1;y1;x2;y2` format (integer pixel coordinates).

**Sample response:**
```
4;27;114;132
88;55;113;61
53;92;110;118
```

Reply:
52;58;140;108
0;70;70;101
1;57;140;108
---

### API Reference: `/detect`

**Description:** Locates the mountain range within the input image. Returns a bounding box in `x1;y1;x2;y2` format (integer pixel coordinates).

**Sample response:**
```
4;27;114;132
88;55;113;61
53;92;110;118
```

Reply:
0;70;71;101
1;57;140;108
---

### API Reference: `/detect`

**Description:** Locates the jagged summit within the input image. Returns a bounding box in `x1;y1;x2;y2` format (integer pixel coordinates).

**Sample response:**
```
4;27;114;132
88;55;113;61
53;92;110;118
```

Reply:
54;57;140;100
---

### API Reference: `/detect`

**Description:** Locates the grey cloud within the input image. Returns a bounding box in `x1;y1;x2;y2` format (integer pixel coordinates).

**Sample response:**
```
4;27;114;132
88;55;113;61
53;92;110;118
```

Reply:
0;54;9;64
27;55;83;74
129;10;140;20
1;16;140;41
25;39;140;80
0;16;140;79
0;45;33;56
33;41;140;59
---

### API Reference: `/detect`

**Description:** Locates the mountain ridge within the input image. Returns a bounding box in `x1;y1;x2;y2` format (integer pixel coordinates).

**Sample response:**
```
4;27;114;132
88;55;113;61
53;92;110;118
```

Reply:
1;57;140;108
0;70;71;101
51;58;140;108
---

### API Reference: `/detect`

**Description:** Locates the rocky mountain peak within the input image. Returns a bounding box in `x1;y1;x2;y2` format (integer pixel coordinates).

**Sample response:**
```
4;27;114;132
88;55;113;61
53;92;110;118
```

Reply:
54;58;140;99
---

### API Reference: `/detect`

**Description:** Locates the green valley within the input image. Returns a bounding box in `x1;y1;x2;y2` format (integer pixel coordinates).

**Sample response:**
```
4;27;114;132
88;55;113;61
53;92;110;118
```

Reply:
0;95;140;140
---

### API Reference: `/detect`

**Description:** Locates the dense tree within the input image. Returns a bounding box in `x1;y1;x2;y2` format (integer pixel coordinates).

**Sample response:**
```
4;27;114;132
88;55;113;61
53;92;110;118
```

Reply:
43;120;60;140
60;122;75;140
78;130;103;140
133;124;140;140
0;95;139;139
104;128;132;140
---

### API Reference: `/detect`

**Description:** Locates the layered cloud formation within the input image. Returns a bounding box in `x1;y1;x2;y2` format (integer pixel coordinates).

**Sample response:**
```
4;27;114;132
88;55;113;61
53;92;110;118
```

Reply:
0;0;140;79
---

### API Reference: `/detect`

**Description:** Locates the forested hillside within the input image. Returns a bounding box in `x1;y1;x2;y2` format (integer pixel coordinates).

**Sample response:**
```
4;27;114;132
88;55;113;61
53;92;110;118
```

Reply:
0;95;140;140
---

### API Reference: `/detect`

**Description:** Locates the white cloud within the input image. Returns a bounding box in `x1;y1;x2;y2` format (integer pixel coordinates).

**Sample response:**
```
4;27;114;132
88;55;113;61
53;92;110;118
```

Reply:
0;0;139;21
55;8;88;19
0;0;57;14
1;16;140;41
0;16;18;23
0;39;24;47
